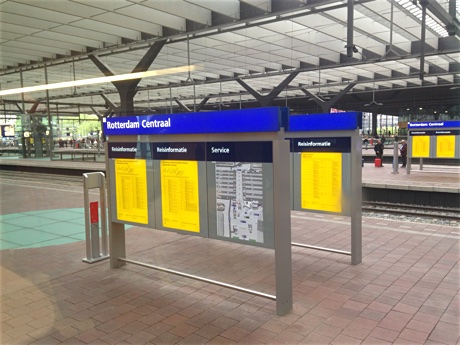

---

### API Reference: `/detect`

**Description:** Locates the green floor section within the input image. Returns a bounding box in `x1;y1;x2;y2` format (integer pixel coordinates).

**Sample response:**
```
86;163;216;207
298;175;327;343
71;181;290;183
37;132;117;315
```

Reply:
0;208;105;250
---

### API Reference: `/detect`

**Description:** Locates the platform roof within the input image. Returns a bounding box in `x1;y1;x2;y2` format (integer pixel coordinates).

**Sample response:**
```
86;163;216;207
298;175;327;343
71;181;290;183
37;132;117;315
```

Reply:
0;0;459;119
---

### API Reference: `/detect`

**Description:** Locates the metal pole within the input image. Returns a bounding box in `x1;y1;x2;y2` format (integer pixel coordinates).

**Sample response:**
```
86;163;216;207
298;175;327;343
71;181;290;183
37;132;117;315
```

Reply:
169;85;173;114
420;157;423;170
392;140;399;174
83;176;93;261
44;65;53;160
106;147;126;268
351;130;362;265
292;242;351;256
83;172;110;263
119;257;276;300
420;0;427;81
273;139;293;315
99;172;108;256
346;0;354;57
407;135;411;174
20;71;27;158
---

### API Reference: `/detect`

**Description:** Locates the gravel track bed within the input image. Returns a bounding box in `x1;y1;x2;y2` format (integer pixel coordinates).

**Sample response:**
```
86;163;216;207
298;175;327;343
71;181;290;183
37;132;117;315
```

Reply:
363;211;459;227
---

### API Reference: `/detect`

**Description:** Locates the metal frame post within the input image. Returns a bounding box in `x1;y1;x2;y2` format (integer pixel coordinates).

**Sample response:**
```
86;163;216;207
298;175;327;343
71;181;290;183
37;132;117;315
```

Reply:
83;172;109;263
273;139;293;315
350;130;362;265
288;128;362;265
392;140;399;174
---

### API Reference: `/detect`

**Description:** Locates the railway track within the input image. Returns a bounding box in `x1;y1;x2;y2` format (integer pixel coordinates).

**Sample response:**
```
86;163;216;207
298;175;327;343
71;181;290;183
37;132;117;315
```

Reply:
362;201;460;222
0;170;83;184
1;171;458;224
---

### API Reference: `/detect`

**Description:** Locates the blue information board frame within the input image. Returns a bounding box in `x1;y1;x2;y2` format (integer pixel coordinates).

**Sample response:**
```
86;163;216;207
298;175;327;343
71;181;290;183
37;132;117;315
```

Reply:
104;107;283;136
287;112;362;132
408;121;460;129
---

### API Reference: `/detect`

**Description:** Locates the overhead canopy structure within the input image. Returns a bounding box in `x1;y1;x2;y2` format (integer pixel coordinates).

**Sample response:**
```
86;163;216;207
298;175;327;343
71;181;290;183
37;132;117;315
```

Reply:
0;0;459;118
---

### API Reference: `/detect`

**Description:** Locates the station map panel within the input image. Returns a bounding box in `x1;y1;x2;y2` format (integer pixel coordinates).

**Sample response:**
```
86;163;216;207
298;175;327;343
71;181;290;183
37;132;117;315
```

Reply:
215;162;264;243
208;141;273;247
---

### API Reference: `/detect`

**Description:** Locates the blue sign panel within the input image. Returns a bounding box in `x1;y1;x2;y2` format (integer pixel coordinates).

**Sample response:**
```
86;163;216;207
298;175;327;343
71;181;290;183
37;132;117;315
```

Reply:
107;142;138;158
104;107;282;136
291;137;351;153
408;121;460;129
151;142;206;161
207;141;273;163
287;112;362;132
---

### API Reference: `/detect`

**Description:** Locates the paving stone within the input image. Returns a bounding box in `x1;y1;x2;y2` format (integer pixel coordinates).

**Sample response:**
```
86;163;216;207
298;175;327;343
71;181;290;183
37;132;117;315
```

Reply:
1;170;458;345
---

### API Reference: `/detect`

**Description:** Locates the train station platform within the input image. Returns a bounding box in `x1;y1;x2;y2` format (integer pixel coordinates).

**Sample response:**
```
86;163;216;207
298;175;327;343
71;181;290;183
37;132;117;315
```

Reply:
1;164;459;345
1;151;459;194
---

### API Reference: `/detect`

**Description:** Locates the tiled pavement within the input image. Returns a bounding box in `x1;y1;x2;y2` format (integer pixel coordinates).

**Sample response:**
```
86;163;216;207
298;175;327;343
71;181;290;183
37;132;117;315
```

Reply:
1;169;459;344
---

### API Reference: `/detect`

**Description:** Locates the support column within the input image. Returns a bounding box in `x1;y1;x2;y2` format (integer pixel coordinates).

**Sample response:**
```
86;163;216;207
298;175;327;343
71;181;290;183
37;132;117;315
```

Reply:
89;39;166;116
371;113;378;136
301;83;356;113
346;0;355;57
45;65;53;160
236;72;299;107
420;0;427;81
174;97;210;112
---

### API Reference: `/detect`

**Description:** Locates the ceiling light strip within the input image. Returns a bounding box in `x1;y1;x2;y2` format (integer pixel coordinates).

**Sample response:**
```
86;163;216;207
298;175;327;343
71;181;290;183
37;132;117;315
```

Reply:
0;66;196;97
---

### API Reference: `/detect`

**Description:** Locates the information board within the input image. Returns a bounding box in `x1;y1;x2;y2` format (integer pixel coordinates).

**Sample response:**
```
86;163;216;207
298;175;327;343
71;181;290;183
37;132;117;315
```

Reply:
206;141;274;248
150;142;205;234
411;136;430;157
114;159;148;224
104;107;282;136
436;135;456;158
290;137;350;215
160;160;200;232
300;152;342;213
0;125;15;137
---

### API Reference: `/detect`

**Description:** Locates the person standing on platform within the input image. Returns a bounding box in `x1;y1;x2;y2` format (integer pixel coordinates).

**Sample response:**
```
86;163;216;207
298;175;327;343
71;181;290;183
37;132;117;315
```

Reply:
374;139;384;167
400;140;407;168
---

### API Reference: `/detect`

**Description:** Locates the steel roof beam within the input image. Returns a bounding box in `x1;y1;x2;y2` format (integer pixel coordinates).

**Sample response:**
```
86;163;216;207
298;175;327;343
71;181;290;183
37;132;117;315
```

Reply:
89;39;166;116
423;0;459;37
301;82;356;113
236;71;299;107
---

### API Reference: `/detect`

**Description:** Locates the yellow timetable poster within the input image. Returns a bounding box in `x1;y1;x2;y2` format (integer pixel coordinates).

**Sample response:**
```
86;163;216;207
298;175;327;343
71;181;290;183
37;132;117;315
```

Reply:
301;152;342;213
115;159;148;224
412;136;430;157
436;135;455;158
161;160;200;232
